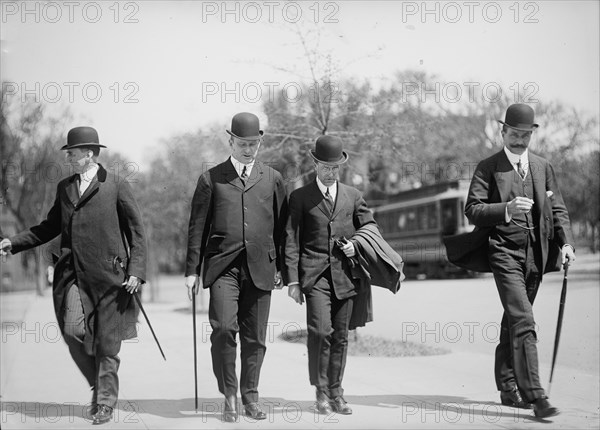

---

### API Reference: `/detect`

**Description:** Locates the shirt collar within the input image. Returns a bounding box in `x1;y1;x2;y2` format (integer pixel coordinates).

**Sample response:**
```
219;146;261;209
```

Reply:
80;164;99;183
316;176;337;199
230;156;255;179
503;146;529;167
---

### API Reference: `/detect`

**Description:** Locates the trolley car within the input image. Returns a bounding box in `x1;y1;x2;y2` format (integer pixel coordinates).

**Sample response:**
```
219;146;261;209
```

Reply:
370;180;474;279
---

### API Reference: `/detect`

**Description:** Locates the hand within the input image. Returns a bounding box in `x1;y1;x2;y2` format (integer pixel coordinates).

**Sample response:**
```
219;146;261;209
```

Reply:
274;271;282;289
122;275;141;294
340;240;356;258
186;275;199;301
0;238;12;256
561;245;576;267
507;196;534;216
288;284;303;305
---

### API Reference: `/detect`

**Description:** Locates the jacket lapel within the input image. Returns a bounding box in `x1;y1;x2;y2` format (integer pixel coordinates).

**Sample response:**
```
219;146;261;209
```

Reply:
494;151;515;203
244;161;263;192
331;183;348;220
65;175;80;207
78;165;106;206
223;159;244;191
308;180;331;218
529;152;546;224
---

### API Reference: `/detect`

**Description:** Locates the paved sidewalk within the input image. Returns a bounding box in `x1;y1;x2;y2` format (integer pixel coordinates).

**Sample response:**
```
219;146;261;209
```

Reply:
1;255;599;429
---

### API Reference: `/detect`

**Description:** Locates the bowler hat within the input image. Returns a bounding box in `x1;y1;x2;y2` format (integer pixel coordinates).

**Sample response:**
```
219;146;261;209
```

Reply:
61;126;106;150
310;135;348;165
498;104;539;131
226;112;264;140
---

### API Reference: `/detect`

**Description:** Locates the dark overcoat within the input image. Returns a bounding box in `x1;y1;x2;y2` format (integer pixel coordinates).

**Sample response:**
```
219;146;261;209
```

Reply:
10;165;147;355
444;150;574;275
185;159;287;290
283;180;375;300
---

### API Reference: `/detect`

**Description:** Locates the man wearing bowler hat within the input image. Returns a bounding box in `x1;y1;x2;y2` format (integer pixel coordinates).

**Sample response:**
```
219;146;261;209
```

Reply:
0;126;147;425
185;112;287;422
446;104;575;418
282;135;376;415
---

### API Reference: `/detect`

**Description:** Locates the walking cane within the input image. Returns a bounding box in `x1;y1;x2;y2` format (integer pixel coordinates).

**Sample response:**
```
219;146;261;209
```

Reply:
114;256;166;361
192;282;199;412
548;262;569;397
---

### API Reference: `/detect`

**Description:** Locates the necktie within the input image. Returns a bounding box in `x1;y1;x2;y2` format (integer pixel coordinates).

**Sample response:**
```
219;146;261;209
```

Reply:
517;159;526;179
240;165;248;182
324;188;334;212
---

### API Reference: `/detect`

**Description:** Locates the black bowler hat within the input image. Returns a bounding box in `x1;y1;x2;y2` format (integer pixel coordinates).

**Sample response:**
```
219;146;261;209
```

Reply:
498;104;539;131
310;135;348;165
226;112;264;140
61;126;106;150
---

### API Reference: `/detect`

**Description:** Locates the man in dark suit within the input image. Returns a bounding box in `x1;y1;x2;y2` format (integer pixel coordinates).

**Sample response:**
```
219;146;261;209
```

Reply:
283;135;376;415
460;104;575;419
185;112;287;422
0;126;147;425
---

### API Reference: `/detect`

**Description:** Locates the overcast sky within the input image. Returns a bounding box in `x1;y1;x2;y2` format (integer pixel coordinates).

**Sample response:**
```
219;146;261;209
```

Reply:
1;0;598;163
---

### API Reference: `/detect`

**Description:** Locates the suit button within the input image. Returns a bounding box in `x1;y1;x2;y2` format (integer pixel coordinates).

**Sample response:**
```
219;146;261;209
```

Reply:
244;223;248;227
545;216;550;221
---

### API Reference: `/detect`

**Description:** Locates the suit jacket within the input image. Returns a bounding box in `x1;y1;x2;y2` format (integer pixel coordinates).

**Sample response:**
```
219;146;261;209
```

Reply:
185;159;287;291
283;180;375;300
444;150;574;275
10;165;147;356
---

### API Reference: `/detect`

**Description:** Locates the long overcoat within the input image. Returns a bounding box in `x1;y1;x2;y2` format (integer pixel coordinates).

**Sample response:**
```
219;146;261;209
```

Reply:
10;165;147;356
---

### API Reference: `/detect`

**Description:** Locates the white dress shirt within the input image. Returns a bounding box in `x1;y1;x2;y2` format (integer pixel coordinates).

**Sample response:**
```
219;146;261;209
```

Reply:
316;176;337;202
79;164;99;196
230;156;255;180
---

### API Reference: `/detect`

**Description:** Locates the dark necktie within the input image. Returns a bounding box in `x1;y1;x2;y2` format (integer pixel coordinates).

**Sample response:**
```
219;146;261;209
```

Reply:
517;159;526;180
240;165;248;183
324;188;334;212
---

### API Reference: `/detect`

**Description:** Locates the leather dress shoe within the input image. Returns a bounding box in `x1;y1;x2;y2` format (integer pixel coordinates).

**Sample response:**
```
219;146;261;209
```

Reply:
92;404;113;425
223;395;238;423
315;391;333;415
331;396;352;415
244;402;267;420
533;397;559;419
500;388;532;409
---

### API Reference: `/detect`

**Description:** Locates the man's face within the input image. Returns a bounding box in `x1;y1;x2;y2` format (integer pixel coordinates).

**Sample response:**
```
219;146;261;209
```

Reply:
502;127;533;155
230;137;261;164
315;161;340;188
65;148;92;173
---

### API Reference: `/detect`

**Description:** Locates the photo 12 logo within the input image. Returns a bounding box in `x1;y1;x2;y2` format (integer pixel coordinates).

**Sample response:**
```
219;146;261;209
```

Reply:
400;1;540;24
1;1;140;24
2;81;140;104
200;1;340;24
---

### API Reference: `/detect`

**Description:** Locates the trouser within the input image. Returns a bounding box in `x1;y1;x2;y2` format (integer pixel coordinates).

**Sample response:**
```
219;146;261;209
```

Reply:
489;234;545;402
208;255;272;405
62;284;121;409
305;269;354;399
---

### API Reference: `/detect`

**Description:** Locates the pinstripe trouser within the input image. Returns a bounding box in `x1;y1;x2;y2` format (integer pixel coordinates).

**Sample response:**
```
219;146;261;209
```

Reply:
63;283;120;408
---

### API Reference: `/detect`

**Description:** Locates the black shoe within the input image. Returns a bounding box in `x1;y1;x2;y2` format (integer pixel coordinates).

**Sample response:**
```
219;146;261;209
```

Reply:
92;404;113;425
500;388;532;409
87;403;99;419
533;397;559;419
316;391;333;415
244;402;267;420
330;396;353;415
223;395;238;423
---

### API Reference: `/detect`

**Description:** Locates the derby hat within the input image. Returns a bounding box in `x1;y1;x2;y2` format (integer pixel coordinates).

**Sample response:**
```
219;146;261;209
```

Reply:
498;104;539;131
226;112;264;140
61;126;106;150
310;135;348;165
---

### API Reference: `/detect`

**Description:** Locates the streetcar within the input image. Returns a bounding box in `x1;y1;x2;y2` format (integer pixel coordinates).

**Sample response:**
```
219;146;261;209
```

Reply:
369;180;474;279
